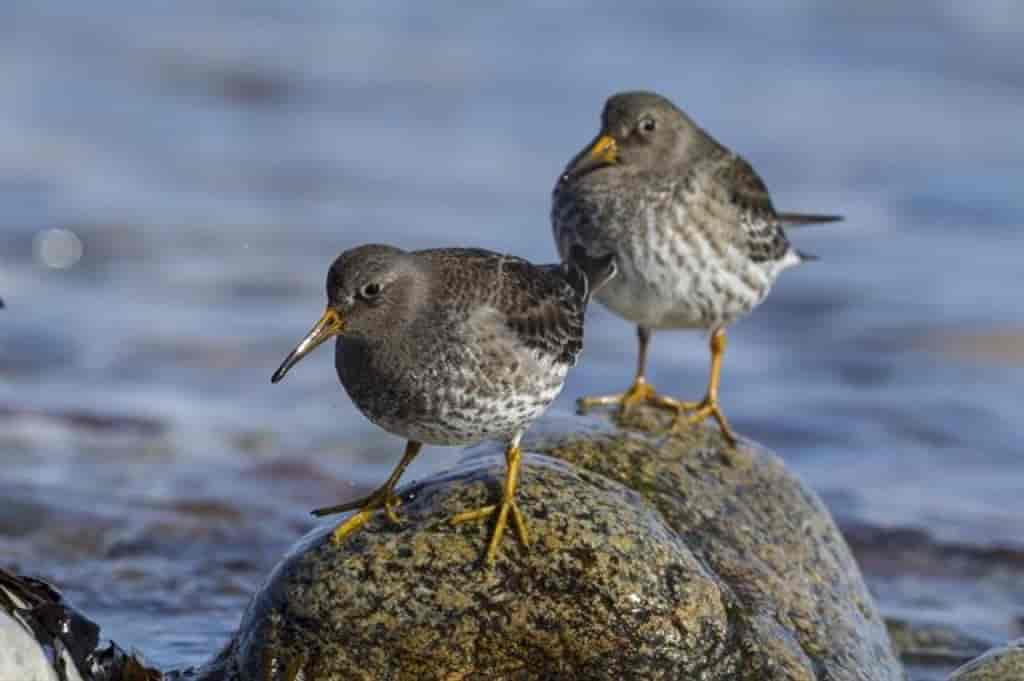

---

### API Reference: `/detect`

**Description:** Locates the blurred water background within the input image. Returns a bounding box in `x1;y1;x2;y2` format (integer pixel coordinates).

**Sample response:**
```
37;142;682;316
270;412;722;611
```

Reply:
1;2;1023;678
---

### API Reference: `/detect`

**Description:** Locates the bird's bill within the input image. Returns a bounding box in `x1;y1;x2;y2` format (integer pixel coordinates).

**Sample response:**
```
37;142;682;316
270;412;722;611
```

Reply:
271;307;345;383
563;134;618;181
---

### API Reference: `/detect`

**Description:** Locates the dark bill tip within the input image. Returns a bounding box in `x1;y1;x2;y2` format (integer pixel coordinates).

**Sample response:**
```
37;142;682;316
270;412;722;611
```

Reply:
271;351;299;383
270;308;344;384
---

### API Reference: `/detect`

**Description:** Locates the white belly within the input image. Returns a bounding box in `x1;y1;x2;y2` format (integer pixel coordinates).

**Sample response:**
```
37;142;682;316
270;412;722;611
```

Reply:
376;380;564;447
593;215;775;330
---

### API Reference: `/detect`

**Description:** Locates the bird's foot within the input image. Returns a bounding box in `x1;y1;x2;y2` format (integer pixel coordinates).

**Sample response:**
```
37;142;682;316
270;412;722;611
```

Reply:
577;377;684;416
311;487;403;545
450;499;530;564
671;396;738;446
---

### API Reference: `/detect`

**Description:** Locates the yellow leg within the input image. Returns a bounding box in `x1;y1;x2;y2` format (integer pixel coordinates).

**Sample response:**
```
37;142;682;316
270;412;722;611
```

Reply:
577;326;684;415
450;439;530;563
672;329;738;446
312;440;422;544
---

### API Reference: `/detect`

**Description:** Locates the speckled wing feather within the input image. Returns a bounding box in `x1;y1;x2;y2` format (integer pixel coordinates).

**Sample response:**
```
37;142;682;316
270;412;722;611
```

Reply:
707;152;795;264
419;249;586;367
500;259;587;366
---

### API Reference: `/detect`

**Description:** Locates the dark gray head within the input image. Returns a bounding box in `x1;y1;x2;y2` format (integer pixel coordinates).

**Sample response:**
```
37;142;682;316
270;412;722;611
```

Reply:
561;91;709;182
271;244;424;382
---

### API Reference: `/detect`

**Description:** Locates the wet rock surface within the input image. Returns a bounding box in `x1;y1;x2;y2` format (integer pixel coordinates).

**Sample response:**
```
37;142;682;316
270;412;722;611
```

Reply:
203;409;901;681
949;639;1024;681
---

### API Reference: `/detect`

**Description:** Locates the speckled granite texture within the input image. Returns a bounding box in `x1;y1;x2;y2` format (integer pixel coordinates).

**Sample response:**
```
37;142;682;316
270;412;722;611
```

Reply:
199;409;902;681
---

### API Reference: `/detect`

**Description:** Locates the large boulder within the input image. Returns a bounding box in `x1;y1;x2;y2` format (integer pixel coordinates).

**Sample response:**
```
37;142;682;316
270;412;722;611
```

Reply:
199;409;901;681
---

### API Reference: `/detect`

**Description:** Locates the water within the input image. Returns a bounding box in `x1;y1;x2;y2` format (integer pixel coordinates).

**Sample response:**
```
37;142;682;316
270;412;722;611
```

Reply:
1;2;1023;677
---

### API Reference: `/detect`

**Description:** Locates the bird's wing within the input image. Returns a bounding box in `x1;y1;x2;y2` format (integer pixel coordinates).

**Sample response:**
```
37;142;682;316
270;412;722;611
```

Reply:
502;273;584;365
425;249;586;367
494;256;586;367
702;153;795;264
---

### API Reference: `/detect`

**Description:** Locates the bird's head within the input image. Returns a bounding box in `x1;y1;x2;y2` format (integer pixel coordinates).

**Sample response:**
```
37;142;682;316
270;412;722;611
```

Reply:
271;244;422;383
561;91;705;183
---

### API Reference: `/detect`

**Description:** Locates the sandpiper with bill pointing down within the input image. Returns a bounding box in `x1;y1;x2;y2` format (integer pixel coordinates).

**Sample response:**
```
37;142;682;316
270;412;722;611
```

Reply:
271;244;615;563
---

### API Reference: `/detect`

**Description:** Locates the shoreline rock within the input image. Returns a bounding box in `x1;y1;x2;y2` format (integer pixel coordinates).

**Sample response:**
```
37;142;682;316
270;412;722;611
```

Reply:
7;410;1022;680
949;638;1024;680
0;569;159;681
201;409;903;680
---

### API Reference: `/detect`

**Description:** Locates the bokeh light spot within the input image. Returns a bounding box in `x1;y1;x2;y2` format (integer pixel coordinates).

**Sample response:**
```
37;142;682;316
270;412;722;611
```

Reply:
33;228;84;270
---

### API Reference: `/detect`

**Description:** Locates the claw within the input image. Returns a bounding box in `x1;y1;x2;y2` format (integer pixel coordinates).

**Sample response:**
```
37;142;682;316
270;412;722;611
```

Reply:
329;506;376;544
671;396;738;446
312;487;404;544
449;442;529;563
577;377;683;416
310;440;422;545
451;499;530;563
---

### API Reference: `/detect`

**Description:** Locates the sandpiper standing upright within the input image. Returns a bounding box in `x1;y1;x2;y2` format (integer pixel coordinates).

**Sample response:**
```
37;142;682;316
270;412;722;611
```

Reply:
552;91;839;445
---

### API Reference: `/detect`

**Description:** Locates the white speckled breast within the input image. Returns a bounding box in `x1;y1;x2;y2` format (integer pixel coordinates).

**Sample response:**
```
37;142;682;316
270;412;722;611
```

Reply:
338;308;570;448
554;176;796;331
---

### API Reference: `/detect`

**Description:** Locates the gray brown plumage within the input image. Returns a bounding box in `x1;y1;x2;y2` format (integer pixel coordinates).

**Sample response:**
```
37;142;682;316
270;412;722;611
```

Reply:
271;243;615;562
551;90;838;444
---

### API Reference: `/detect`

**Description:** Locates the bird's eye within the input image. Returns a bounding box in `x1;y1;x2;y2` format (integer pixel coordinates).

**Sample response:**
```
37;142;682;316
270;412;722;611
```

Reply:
358;282;382;300
639;118;657;133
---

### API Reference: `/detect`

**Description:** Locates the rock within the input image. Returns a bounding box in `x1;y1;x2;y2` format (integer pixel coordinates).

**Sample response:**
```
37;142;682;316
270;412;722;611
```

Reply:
0;569;160;681
949;639;1024;681
885;617;994;671
0;610;69;681
1;570;91;681
203;408;900;681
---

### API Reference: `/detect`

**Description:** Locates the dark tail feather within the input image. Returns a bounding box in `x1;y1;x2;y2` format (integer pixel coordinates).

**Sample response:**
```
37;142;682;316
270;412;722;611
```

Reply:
777;212;843;227
565;245;617;302
797;250;819;262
